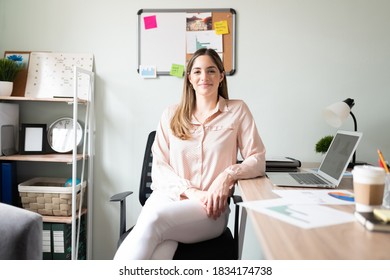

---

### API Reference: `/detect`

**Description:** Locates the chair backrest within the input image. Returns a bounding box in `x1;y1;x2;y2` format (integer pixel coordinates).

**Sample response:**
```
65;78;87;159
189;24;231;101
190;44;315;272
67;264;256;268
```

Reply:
139;131;156;206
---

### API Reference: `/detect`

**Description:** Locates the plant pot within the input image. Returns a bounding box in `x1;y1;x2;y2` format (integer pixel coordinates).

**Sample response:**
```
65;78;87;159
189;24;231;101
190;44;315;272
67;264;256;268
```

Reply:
0;81;13;96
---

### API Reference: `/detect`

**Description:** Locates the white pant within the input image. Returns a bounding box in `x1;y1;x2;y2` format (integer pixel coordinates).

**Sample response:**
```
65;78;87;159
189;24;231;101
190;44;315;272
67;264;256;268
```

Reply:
114;190;229;260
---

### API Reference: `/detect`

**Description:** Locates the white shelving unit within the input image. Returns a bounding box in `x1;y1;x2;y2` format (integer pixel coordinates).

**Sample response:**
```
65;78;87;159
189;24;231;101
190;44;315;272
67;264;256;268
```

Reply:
71;67;95;260
0;67;95;260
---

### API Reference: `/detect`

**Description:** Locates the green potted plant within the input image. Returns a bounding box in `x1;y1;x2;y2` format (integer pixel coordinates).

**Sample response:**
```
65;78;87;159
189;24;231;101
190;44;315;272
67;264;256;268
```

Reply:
0;58;22;96
315;135;334;154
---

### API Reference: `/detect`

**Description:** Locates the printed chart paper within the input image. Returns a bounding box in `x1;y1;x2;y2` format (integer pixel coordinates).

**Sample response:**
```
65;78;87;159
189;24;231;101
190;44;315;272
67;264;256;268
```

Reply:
240;198;355;229
272;189;355;205
186;30;223;54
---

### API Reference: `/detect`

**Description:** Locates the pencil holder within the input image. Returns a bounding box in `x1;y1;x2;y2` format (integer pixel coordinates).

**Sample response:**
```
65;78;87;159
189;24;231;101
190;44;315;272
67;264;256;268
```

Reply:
383;174;390;208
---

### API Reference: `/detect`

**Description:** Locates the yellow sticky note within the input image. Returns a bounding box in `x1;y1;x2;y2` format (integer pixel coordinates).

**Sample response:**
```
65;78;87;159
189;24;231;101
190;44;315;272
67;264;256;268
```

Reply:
170;64;184;77
214;20;229;35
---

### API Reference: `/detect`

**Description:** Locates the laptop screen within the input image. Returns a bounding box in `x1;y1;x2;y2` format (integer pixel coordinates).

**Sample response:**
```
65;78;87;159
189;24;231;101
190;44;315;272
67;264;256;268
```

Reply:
319;131;362;181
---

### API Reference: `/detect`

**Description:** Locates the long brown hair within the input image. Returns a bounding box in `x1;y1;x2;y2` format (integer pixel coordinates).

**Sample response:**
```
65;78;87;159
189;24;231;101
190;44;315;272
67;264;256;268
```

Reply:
170;48;229;140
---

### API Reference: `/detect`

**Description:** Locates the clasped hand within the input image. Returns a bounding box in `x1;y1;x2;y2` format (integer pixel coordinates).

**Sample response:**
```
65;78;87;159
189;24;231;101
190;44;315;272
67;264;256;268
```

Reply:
185;171;235;219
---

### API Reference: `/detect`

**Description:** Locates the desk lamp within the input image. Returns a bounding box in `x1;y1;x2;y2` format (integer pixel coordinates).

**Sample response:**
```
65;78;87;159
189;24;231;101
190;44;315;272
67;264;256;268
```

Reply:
323;98;362;167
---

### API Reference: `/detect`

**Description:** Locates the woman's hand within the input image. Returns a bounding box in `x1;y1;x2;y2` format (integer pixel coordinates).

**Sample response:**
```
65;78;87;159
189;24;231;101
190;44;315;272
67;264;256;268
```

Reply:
183;187;208;202
204;171;235;219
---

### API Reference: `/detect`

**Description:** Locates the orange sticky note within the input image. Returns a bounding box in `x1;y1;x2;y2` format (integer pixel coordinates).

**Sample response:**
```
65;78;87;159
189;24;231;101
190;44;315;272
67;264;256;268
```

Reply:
214;20;229;35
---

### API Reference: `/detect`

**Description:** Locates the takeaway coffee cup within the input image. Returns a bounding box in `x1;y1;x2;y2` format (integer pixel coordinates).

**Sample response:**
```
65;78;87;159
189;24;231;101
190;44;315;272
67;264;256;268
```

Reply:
352;165;386;212
382;174;390;208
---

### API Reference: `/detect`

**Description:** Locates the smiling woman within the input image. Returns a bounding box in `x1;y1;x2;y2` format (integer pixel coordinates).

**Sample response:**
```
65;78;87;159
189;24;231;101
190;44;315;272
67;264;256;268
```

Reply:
189;58;224;123
171;48;227;139
114;48;266;260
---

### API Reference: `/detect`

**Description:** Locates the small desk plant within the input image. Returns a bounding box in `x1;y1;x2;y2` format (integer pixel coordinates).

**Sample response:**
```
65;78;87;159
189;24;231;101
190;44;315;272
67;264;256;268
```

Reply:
0;58;22;96
315;135;334;154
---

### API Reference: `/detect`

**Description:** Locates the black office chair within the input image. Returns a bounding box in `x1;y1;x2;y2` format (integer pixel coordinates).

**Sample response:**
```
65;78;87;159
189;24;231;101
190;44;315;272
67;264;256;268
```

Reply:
110;131;243;260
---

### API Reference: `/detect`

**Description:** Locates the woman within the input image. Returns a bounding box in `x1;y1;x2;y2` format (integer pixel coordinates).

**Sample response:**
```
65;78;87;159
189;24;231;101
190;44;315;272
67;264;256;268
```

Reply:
114;48;266;260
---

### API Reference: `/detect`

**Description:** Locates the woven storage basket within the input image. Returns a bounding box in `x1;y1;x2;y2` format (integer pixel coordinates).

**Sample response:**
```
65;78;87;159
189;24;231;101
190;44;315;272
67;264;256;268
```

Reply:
18;177;86;216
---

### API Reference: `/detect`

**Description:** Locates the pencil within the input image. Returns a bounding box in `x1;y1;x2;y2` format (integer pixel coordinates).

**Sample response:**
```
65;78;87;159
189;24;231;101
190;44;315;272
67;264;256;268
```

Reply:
377;149;390;174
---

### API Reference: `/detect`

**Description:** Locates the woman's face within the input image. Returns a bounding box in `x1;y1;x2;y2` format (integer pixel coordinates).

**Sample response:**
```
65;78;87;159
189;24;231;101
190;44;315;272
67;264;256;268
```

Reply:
188;55;224;99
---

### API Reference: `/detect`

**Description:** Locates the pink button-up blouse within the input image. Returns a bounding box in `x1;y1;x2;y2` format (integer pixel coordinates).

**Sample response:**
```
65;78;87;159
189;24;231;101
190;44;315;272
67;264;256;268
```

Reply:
151;97;266;200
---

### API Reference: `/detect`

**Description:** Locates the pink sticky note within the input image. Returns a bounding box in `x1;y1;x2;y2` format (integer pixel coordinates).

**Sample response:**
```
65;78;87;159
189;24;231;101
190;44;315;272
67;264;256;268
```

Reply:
144;15;157;29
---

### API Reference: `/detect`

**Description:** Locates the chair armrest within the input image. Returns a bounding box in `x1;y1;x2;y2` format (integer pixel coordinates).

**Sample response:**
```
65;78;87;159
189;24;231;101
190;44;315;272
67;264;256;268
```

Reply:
110;191;133;202
231;194;244;257
232;195;242;204
110;191;133;239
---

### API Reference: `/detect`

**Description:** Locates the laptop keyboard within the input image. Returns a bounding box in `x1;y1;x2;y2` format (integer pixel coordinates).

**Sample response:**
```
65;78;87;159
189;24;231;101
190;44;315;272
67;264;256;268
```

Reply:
290;173;328;185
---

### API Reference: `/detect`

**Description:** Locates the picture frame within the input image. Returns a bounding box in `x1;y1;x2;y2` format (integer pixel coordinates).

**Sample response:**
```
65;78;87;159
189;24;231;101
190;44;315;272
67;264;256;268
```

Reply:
20;124;47;154
4;51;31;97
4;51;31;70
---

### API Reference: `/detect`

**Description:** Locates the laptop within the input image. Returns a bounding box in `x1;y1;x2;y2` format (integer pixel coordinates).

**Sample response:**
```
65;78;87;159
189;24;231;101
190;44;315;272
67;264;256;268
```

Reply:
266;130;362;188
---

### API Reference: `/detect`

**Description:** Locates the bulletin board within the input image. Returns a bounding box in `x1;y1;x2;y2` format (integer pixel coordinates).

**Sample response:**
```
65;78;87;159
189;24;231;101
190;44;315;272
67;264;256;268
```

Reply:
138;8;236;76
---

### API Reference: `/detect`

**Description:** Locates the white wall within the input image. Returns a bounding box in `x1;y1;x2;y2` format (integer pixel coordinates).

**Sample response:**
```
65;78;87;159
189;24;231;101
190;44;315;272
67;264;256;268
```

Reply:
1;0;389;260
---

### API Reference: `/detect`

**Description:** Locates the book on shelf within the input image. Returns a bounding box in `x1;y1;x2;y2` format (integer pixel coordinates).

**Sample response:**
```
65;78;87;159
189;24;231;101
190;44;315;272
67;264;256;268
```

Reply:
354;211;390;232
42;214;87;260
266;157;301;172
42;223;52;260
1;162;18;205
